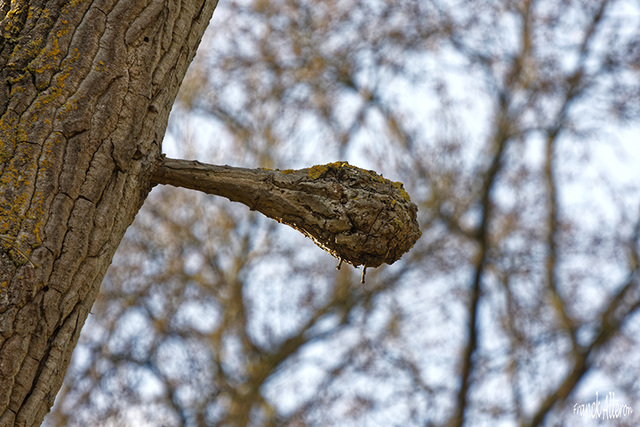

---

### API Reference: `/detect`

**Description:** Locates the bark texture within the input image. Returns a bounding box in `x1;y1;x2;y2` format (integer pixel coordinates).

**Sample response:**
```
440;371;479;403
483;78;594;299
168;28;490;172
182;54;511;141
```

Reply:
152;158;421;269
0;1;217;425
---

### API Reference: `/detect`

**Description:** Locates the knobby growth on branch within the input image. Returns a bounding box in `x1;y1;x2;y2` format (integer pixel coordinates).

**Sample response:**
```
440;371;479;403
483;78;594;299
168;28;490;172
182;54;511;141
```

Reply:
151;158;421;279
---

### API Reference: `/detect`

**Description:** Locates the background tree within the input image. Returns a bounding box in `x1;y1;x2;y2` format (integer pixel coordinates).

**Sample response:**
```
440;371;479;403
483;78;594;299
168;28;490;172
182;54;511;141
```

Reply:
36;0;640;425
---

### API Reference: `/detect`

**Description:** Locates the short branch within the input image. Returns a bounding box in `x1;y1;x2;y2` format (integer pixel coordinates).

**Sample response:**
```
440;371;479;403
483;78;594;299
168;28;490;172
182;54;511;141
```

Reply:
151;158;421;269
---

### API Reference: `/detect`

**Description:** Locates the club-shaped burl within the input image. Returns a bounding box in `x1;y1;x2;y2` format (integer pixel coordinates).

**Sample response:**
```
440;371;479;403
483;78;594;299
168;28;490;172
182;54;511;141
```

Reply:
152;158;421;283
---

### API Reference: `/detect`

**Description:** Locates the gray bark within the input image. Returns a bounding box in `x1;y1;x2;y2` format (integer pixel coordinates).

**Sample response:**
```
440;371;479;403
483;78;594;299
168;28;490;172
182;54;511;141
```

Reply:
0;1;217;425
152;158;421;270
0;1;420;424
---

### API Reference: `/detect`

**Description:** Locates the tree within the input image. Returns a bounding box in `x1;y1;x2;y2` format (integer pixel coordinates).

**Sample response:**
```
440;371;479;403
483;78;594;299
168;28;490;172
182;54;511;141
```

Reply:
1;1;420;425
45;0;640;425
0;1;219;425
6;0;640;426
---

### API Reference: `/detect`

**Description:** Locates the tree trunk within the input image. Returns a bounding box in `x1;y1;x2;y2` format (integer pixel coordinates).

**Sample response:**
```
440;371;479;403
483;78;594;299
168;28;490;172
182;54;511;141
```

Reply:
0;1;217;425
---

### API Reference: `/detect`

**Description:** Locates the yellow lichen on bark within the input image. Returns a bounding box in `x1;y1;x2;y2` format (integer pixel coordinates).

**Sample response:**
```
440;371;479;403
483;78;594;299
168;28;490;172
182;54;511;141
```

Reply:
1;2;29;37
391;181;411;202
307;161;350;180
308;161;413;203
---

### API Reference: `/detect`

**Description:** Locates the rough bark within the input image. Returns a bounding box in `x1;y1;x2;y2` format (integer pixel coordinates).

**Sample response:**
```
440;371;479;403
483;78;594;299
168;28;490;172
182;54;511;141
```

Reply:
0;0;421;423
0;1;217;425
152;158;421;270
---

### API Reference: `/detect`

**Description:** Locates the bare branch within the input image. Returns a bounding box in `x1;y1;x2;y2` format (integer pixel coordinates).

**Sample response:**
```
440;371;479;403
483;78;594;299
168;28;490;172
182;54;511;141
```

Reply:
151;157;421;270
